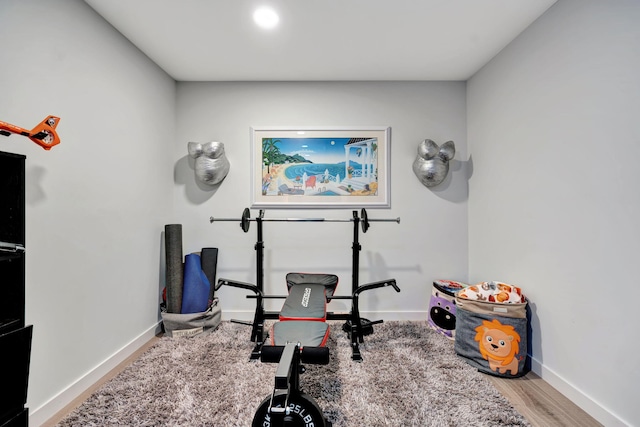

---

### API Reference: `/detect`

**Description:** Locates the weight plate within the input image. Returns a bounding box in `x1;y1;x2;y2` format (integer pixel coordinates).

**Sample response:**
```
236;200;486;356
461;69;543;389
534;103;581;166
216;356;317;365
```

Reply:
241;208;251;232
252;390;327;427
360;208;370;233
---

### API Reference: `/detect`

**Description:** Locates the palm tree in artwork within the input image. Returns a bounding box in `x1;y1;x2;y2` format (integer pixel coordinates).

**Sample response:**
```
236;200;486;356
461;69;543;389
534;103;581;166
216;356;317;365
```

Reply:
262;138;281;174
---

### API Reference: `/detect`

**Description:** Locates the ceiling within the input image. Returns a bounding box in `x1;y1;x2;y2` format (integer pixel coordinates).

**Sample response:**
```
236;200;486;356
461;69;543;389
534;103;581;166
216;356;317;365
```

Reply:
83;0;557;82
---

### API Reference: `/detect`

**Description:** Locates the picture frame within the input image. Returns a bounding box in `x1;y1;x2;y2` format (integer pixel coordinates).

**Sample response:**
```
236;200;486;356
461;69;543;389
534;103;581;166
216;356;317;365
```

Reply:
251;126;391;209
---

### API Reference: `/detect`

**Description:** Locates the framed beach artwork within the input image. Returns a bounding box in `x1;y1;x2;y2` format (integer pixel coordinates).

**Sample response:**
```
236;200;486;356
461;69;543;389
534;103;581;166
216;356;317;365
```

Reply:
251;126;391;209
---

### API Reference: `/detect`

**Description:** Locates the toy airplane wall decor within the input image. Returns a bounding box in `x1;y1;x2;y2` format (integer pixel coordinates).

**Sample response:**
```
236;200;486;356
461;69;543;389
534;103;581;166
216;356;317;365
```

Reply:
0;115;61;150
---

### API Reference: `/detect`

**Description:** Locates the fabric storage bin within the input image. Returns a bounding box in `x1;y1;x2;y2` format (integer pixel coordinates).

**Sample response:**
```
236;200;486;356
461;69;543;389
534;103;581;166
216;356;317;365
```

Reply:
454;281;528;377
427;280;468;340
161;299;222;337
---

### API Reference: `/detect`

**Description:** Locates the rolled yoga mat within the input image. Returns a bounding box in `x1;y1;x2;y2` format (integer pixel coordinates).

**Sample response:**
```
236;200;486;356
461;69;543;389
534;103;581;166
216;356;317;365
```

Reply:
165;224;183;313
200;247;218;306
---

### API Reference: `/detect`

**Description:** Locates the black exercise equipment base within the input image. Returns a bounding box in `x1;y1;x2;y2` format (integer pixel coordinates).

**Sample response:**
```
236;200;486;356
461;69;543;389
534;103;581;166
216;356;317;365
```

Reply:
252;342;331;427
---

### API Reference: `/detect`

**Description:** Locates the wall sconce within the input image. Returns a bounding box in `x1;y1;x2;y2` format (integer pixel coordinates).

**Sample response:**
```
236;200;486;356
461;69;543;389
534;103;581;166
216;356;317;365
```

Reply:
188;141;230;185
412;139;455;188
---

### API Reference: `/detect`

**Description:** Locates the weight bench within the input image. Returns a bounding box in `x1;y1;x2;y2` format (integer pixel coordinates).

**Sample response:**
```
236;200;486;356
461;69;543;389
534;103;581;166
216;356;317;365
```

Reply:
246;274;398;426
249;273;337;426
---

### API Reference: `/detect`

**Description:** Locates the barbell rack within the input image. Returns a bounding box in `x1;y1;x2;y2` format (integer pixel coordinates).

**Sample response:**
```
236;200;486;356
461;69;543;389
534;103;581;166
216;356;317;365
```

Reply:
210;207;401;360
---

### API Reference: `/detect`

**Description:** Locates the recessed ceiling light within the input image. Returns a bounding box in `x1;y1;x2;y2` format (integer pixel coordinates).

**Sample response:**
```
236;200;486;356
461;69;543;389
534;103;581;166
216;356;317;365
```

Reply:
253;7;279;29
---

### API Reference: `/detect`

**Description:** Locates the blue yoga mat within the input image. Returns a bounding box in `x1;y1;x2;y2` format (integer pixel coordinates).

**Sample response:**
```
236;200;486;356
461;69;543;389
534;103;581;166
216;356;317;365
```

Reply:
181;253;211;314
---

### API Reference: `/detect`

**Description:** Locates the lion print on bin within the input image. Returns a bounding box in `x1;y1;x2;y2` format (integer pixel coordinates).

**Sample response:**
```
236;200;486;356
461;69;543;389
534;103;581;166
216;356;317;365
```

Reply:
474;319;521;375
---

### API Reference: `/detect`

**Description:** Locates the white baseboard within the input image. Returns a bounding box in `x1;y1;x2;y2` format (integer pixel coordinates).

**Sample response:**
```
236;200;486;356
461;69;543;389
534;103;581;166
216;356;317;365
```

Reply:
530;356;629;426
29;322;163;427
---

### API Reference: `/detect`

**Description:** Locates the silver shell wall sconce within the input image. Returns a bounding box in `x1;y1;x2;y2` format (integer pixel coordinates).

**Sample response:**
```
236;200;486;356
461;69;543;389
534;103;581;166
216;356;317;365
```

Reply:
412;139;455;188
188;141;230;185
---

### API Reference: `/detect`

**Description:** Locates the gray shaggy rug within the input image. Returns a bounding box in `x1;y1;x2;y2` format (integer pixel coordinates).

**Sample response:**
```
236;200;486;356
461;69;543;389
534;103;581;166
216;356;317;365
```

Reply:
57;321;531;426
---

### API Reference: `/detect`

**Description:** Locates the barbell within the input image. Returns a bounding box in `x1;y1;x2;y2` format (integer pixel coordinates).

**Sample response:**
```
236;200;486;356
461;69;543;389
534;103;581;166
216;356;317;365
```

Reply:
209;207;400;233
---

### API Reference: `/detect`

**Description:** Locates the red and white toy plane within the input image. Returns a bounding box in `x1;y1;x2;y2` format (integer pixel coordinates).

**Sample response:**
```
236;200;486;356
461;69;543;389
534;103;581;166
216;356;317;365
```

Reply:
0;115;61;150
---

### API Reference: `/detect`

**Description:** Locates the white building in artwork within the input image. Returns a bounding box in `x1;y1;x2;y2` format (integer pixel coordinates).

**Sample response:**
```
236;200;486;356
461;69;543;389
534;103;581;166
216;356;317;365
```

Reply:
343;138;377;184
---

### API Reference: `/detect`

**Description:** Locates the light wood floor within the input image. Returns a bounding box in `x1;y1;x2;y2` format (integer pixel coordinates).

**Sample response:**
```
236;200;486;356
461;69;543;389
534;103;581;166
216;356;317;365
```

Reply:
489;374;602;426
43;336;602;427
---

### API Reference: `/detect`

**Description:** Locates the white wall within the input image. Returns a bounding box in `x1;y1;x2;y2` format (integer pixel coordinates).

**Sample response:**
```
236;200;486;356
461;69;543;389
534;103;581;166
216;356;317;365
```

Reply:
467;1;640;425
174;82;469;318
0;0;176;424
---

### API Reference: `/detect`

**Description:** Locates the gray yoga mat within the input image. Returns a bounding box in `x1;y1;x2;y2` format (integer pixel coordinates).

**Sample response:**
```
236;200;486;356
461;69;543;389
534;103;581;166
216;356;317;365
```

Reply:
165;224;183;313
200;247;218;305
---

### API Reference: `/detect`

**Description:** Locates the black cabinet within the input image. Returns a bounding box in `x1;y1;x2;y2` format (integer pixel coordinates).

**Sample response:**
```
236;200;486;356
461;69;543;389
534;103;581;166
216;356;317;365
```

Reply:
0;151;31;427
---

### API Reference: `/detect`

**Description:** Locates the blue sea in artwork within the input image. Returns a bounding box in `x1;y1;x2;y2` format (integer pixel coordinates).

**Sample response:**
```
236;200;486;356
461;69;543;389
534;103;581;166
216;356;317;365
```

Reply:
284;162;361;180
